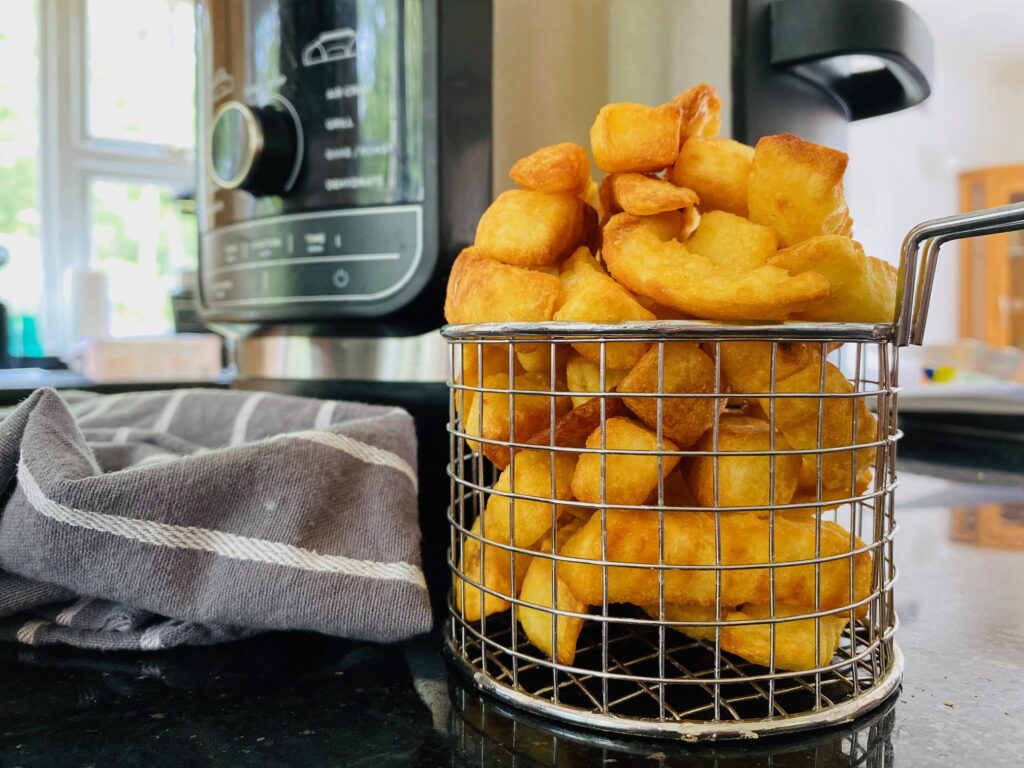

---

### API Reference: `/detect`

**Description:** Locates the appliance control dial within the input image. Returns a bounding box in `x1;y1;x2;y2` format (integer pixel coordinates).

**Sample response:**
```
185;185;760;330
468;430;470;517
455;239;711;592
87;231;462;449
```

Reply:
209;101;299;196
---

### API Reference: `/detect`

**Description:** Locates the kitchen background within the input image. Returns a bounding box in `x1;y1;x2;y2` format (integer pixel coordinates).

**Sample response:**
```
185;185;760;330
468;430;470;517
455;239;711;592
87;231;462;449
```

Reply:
0;0;1023;382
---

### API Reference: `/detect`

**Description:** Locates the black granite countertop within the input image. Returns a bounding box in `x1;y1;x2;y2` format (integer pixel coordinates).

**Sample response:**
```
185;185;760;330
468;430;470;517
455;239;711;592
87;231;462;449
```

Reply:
0;468;1022;767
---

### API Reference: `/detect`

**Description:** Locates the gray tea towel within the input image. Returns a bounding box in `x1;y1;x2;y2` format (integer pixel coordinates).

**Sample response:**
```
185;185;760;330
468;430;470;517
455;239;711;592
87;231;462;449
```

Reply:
0;387;431;650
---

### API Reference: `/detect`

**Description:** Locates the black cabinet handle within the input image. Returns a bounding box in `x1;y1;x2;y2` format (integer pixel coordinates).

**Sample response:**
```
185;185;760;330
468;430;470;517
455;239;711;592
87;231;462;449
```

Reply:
770;0;933;121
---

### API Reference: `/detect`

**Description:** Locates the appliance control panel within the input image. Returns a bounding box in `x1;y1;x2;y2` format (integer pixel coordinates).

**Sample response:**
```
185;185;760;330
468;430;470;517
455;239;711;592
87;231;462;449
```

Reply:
200;207;421;309
197;0;438;323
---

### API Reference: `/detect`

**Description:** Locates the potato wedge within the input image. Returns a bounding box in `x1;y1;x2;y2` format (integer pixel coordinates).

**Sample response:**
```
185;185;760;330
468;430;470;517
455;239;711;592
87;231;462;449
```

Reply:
463;371;571;469
673;82;722;142
590;102;682;173
618;342;718;448
602;213;829;321
748;132;853;247
771;362;878;492
509;142;591;195
769;236;897;323
554;248;656;370
600;172;699;218
686;414;801;508
566;352;627;408
718;341;824;395
669;137;754;217
653;603;849;671
559;509;872;612
524;396;626;450
444;249;560;324
686;210;777;274
518;516;589;665
454;515;534;621
478;448;578;549
571;417;681;506
515;342;571;376
474;189;586;267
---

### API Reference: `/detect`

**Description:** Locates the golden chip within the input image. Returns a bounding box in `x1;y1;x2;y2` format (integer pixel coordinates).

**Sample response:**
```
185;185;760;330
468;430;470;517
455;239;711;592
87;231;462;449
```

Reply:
685;210;778;273
474;189;586;267
769;236;897;323
463;371;571;469
618;342;719;448
748;132;853;247
571;417;681;506
669;137;754;217
673;82;722;142
686;414;802;508
566;352;627;408
554;247;656;370
602;213;829;321
599;172;699;218
444;249;561;324
509;142;591;195
589;102;682;173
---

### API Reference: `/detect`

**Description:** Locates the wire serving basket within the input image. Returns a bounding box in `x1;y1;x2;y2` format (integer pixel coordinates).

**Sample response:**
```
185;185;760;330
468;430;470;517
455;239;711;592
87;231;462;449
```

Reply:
442;202;1024;741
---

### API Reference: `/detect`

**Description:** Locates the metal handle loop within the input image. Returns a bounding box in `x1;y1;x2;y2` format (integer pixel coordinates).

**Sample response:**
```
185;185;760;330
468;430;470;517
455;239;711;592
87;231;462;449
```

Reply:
895;201;1024;346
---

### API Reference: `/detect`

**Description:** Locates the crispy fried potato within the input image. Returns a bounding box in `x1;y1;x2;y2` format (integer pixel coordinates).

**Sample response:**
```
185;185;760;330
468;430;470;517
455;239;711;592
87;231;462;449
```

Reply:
455;515;534;621
673;82;722;142
669;137;754;217
525;396;626;450
554;247;656;370
509;142;591;195
685;210;778;274
686;415;801;508
444;249;560;324
476;448;578;549
581;202;601;254
772;363;878;492
600;173;699;218
718;341;824;395
618;342;718;448
518;517;589;664
648;467;700;508
790;468;872;515
455;342;518;414
474;190;586;267
748;133;853;247
602;213;829;321
571;417;681;506
581;177;599;208
566;352;627;408
590;102;682;173
463;371;571;469
653;603;848;671
769;236;897;323
558;509;872;612
515;342;571;375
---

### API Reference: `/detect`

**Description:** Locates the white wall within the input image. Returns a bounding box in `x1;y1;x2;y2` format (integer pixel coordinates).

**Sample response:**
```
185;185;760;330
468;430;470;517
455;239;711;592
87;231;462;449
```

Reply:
845;0;1024;344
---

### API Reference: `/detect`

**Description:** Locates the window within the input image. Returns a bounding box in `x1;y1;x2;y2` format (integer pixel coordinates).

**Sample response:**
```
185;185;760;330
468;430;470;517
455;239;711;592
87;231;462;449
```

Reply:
0;0;197;357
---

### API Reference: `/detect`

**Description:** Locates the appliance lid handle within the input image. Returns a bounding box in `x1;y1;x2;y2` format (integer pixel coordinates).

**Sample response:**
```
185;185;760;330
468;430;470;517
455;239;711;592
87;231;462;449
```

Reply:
770;0;933;121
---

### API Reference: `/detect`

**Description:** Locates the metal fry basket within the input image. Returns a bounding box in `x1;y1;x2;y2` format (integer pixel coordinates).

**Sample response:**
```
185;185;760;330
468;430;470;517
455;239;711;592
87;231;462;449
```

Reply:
442;202;1024;741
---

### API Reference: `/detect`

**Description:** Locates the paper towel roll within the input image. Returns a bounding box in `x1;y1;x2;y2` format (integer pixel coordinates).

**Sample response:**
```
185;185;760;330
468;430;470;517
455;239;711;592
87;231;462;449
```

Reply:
69;269;110;341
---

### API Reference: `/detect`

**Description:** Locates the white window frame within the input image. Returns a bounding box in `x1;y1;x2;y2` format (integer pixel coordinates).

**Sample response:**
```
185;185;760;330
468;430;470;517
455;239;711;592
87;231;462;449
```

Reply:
37;0;195;353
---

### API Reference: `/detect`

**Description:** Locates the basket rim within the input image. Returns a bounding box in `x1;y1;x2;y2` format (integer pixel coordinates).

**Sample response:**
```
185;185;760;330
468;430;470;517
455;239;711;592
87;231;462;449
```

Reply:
441;320;896;342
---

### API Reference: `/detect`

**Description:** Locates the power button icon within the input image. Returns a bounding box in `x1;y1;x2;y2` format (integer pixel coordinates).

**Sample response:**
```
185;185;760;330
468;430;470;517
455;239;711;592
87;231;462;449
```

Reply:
332;267;350;289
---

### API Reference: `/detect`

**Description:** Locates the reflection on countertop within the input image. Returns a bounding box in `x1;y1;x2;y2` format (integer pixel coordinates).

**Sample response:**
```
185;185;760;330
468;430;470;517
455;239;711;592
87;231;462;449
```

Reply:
0;470;1021;767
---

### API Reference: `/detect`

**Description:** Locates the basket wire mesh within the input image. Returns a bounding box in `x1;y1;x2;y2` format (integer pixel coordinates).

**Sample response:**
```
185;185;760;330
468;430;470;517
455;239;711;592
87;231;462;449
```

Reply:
442;201;1024;740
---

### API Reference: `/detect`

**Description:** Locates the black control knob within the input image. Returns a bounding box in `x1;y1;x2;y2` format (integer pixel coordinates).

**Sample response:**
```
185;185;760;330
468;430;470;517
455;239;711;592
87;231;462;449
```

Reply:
209;101;299;196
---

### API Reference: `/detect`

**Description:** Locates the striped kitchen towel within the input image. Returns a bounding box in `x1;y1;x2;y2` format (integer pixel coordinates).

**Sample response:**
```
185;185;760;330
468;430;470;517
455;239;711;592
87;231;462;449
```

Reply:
0;387;430;650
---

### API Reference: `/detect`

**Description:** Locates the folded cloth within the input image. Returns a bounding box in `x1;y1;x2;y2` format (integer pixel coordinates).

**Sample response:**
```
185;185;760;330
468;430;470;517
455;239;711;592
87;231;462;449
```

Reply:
0;388;431;650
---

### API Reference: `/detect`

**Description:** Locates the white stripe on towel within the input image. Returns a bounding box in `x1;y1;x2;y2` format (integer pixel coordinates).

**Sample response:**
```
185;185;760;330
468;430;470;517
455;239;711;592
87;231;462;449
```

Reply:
230;392;266;446
152;390;188;434
313;400;336;430
289;430;417;490
17;459;427;589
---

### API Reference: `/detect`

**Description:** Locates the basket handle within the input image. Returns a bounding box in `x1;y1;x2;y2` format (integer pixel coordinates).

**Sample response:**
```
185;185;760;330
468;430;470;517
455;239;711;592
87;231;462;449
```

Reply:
894;201;1024;346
